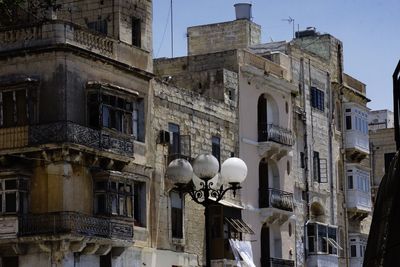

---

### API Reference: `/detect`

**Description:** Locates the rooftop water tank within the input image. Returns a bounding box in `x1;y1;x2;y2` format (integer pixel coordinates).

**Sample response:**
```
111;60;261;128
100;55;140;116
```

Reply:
234;3;252;20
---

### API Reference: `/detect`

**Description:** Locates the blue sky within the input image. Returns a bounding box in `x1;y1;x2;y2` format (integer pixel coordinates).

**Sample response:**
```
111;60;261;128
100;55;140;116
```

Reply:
153;0;400;111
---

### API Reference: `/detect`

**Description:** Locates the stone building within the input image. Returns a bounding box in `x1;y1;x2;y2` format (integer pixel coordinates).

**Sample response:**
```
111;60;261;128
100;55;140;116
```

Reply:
0;0;154;266
368;110;396;204
154;4;372;267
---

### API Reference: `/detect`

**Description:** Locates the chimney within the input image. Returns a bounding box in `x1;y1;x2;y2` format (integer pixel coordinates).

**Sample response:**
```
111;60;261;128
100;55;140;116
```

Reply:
234;3;252;20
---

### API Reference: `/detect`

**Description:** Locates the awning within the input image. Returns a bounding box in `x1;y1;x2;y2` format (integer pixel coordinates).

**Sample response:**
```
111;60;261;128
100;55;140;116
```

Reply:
208;197;244;209
225;217;254;235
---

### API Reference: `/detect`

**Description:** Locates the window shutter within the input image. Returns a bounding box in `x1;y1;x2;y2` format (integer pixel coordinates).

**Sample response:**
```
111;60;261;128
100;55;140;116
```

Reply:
137;99;145;142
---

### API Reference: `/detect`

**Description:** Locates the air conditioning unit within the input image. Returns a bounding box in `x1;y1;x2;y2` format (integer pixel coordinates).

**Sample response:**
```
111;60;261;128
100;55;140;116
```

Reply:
158;130;170;145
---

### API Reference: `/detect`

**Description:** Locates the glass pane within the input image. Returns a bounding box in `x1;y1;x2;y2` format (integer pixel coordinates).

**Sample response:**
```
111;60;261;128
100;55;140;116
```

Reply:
102;106;110;128
111;194;117;215
126;196;133;217
16;89;27;125
96;194;106;214
110;181;117;191
348;176;353;189
96;181;108;191
19;179;28;191
307;223;315;236
5;192;16;212
351;245;357;257
119;196;125;215
5;179;17;190
171;191;182;209
3;91;15;127
328;227;337;240
19;192;27;214
308;236;315;252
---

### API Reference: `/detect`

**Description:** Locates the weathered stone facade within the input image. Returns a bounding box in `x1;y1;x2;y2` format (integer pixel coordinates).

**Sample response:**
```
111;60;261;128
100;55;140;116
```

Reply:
0;1;154;266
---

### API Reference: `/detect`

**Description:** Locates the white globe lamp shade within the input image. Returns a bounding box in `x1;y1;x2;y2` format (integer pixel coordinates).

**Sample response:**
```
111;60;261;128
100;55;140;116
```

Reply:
166;158;193;184
221;157;247;184
192;154;220;180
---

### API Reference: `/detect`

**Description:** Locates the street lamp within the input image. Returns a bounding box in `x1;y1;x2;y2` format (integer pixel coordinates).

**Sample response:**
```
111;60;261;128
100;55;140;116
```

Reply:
166;154;248;267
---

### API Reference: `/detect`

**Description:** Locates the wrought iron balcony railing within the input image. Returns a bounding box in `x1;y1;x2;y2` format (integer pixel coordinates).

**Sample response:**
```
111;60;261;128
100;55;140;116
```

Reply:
267;258;295;267
259;188;294;212
18;212;133;241
0;121;134;156
258;123;294;146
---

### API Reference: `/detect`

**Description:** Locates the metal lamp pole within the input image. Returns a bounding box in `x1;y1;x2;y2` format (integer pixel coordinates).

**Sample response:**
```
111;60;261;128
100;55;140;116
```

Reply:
166;154;247;267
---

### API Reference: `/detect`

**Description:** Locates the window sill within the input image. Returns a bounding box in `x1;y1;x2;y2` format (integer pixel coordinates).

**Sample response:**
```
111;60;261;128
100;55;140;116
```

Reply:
171;237;185;246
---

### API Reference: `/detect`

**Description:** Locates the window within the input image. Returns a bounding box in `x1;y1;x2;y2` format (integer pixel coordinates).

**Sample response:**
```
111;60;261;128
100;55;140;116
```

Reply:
311;87;324;111
346;116;352;130
0;89;35;128
344;107;368;135
307;223;340;255
348;175;353;189
313;151;321;182
350;245;357;257
384;152;396;174
169;123;181;157
132;17;141;47
100;253;111;267
300;152;305;169
87;90;145;141
87;19;108;35
94;178;134;218
0;177;28;214
134;181;146;227
2;257;18;267
212;136;221;164
171;191;183;239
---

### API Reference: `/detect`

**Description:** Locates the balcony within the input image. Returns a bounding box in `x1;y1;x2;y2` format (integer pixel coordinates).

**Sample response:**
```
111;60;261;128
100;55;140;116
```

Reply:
19;212;133;241
347;190;371;219
266;258;295;267
259;188;294;225
0;21;152;74
0;121;134;157
258;124;294;159
346;165;372;219
307;254;338;267
344;131;369;160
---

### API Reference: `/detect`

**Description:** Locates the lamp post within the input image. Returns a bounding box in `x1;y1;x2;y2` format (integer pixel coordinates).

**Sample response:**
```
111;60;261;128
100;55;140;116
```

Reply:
166;154;248;267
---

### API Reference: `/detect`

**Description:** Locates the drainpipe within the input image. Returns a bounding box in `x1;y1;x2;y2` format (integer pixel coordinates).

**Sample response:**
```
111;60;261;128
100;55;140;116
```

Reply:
339;87;350;267
327;73;335;225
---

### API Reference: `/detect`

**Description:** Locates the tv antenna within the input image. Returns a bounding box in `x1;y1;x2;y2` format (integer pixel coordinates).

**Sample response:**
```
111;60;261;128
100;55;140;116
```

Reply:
282;16;295;39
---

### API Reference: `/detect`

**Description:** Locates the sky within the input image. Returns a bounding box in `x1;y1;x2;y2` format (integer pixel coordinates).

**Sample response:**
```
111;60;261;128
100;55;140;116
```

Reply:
153;0;400;111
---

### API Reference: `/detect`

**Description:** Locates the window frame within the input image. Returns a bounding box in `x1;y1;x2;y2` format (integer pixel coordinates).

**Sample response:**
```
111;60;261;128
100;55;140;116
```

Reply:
93;177;135;219
133;181;147;227
311;87;325;112
132;17;141;47
86;87;145;142
170;190;184;239
212;136;221;165
306;222;340;256
313;151;321;182
0;177;29;215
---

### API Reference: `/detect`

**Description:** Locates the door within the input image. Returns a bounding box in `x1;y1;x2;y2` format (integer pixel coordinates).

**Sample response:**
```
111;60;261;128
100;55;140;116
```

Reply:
261;224;271;267
259;161;269;208
258;95;267;141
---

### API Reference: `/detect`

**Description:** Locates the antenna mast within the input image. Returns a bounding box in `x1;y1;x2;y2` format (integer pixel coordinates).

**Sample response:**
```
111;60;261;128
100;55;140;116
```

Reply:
170;0;174;57
282;16;295;39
